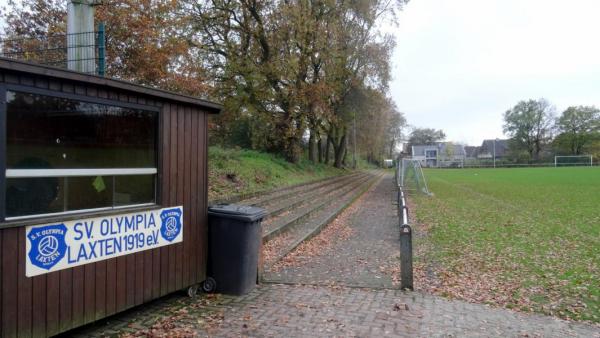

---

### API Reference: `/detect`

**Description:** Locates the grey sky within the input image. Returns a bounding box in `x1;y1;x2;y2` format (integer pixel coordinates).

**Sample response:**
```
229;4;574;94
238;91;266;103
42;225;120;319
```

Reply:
1;1;598;147
387;0;600;146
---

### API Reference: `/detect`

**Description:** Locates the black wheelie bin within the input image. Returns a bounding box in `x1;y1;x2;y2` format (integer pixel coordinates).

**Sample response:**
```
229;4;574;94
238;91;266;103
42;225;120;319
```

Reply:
206;204;267;295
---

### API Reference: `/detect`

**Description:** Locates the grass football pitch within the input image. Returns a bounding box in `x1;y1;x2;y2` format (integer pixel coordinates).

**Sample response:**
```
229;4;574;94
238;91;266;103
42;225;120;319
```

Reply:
412;167;599;323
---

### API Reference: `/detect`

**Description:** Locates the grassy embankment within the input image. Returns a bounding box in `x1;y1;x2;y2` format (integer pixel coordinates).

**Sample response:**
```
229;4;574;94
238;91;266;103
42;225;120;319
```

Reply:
208;146;369;201
411;167;600;323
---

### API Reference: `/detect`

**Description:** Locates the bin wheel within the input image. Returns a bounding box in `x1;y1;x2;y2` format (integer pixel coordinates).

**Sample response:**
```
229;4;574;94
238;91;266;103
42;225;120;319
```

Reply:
187;284;200;298
202;277;217;293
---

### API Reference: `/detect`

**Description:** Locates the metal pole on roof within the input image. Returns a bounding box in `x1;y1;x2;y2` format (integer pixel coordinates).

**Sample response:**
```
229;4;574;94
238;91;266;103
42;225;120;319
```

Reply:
97;22;105;76
67;0;102;74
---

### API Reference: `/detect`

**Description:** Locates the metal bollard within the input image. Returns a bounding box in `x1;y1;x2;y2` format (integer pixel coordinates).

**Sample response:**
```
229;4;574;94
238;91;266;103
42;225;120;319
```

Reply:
400;206;413;290
400;225;413;290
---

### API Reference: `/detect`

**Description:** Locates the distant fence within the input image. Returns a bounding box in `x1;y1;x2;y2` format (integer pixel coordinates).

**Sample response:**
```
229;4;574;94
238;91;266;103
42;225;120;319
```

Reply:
0;24;105;75
457;163;598;169
396;184;413;290
420;160;599;169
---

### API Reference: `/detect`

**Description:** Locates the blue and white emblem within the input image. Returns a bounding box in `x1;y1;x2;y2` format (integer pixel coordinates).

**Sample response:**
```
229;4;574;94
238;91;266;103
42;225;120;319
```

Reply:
27;223;68;270
160;208;182;242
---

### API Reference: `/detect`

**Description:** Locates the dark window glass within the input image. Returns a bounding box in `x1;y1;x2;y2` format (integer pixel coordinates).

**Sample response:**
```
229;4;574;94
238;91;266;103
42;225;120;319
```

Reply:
115;175;155;206
6;91;157;169
4;90;158;219
6;177;64;217
66;176;113;211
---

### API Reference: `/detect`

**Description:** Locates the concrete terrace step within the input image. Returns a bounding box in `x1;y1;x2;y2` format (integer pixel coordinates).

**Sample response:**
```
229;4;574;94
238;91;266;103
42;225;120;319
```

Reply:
262;172;383;272
259;171;372;221
261;173;374;242
240;172;364;208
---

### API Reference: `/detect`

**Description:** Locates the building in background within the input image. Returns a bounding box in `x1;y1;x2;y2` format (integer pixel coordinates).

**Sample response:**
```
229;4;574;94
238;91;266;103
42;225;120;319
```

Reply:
411;143;466;167
464;146;479;160
476;139;509;160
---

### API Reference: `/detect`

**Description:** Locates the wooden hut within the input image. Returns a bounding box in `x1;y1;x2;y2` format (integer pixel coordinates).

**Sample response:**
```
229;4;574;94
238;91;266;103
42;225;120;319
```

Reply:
0;57;220;337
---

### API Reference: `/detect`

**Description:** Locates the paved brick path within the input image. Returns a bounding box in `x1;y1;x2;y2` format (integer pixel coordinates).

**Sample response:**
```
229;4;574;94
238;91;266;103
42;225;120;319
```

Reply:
68;283;599;337
65;173;600;337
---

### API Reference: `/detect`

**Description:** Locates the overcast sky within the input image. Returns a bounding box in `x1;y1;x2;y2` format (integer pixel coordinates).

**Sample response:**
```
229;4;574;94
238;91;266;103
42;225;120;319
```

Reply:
386;0;600;146
1;1;598;146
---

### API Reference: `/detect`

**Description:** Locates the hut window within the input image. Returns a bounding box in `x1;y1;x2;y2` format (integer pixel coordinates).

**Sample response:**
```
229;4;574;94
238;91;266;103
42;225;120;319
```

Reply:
4;90;157;219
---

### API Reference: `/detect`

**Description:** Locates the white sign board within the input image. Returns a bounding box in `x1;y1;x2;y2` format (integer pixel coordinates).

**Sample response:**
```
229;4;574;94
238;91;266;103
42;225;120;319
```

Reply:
25;206;183;277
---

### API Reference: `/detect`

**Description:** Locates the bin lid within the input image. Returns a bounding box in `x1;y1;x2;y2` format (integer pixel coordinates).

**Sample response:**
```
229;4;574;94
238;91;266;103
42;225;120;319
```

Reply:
208;204;267;222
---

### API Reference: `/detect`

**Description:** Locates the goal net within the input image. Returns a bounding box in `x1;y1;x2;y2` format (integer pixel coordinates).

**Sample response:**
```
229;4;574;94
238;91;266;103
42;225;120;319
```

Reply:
554;155;593;167
397;158;431;195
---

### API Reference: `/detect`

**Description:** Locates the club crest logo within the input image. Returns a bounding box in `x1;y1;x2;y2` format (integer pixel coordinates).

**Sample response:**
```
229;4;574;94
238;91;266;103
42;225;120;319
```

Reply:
27;224;68;270
160;208;182;242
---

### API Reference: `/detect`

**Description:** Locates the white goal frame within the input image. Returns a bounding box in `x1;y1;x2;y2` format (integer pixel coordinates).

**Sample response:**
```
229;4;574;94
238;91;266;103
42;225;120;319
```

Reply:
554;155;593;167
398;158;431;195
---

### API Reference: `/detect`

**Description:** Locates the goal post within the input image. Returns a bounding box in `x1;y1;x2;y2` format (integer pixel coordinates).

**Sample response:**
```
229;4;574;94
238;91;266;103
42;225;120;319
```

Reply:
398;158;431;195
554;155;593;167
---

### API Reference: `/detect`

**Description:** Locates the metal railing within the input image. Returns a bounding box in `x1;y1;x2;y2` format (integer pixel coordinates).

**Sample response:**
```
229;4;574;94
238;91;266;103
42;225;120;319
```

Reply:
0;23;105;76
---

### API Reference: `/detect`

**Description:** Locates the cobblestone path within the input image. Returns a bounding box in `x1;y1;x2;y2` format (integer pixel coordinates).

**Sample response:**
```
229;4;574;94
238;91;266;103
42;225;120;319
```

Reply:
66;173;600;338
68;283;599;337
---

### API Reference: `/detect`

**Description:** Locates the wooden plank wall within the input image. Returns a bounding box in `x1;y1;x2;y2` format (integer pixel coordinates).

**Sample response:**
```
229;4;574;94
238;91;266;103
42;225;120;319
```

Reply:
0;71;209;338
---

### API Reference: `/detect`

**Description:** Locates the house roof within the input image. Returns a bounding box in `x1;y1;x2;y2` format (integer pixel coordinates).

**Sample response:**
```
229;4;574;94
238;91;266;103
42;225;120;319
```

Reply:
0;57;222;113
480;139;509;157
464;146;479;158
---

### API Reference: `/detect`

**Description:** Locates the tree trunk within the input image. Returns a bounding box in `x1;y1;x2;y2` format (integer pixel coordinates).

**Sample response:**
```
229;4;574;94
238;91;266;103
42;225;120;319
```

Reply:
308;129;317;163
367;151;373;164
325;133;333;164
284;143;300;163
342;134;349;166
279;110;304;163
534;140;542;161
276;102;303;163
333;132;347;168
527;141;535;161
318;138;323;163
283;132;302;163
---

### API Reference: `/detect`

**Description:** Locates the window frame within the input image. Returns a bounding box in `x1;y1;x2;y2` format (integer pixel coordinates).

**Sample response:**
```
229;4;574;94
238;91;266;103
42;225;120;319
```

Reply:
425;150;437;158
0;83;161;224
